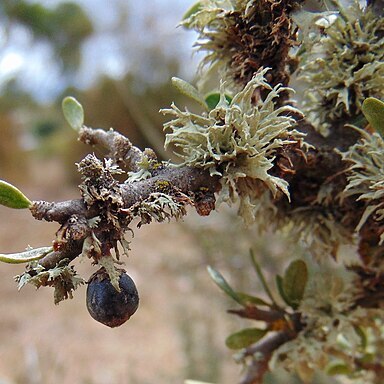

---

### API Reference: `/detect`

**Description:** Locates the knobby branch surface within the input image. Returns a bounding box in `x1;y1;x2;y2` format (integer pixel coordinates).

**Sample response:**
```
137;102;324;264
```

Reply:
31;167;218;223
30;126;220;268
9;1;384;381
28;116;362;272
78;126;144;171
239;331;297;384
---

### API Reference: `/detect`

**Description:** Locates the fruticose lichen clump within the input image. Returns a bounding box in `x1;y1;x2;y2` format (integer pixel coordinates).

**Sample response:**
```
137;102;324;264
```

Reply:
182;0;301;90
341;129;384;255
272;262;381;383
298;1;384;134
162;68;305;224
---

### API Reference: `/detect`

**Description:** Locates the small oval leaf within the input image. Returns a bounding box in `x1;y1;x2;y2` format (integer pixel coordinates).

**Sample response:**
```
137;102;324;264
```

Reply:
62;96;84;131
205;93;232;110
225;328;267;350
0;180;32;209
362;97;384;137
0;246;52;264
171;77;207;109
282;260;308;309
207;266;243;305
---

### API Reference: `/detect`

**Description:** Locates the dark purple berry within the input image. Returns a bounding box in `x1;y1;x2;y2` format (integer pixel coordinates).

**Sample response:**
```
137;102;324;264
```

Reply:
86;268;139;327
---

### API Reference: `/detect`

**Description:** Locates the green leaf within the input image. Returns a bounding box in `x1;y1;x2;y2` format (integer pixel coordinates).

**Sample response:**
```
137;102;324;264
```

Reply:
182;2;202;22
171;77;207;109
235;292;271;307
207;266;243;305
354;325;368;350
62;96;84;131
205;93;232;110
0;246;52;264
225;328;267;350
327;363;352;376
282;260;308;309
362;97;384;137
250;250;279;307
276;274;291;307
0;180;32;209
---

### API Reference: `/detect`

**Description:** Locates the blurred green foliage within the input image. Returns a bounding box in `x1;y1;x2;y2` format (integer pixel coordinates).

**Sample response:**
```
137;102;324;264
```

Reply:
2;0;93;70
0;1;192;184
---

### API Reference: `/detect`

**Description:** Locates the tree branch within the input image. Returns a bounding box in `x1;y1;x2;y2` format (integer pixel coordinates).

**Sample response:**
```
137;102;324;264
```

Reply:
78;126;144;171
28;115;372;270
31;166;219;224
239;331;296;384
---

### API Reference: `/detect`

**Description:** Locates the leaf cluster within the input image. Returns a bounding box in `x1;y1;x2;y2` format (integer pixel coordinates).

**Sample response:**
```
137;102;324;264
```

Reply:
208;252;308;351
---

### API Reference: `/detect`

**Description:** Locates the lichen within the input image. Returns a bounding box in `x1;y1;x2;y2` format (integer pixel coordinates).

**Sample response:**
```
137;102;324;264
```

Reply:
77;154;125;211
298;1;384;135
155;180;172;192
127;192;192;228
287;209;354;260
341;129;384;245
247;189;353;259
126;154;153;183
271;262;380;382
182;0;301;89
163;68;304;224
15;260;85;304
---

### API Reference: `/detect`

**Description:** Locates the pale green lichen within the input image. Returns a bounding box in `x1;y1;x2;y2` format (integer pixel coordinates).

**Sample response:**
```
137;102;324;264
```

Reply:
126;154;152;182
162;68;304;224
249;190;353;259
271;262;378;382
15;260;85;304
181;0;234;82
128;192;192;227
182;0;299;89
286;209;354;260
298;1;384;134
341;129;384;244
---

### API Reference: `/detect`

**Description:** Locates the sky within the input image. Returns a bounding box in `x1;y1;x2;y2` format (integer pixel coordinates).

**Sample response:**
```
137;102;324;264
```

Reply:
0;0;200;102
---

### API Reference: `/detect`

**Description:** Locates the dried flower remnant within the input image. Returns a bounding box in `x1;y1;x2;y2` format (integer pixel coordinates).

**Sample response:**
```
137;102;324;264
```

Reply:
162;68;305;224
182;0;302;91
298;1;384;134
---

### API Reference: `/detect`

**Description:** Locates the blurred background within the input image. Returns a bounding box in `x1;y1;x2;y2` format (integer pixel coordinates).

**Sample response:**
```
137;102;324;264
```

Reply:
0;1;295;383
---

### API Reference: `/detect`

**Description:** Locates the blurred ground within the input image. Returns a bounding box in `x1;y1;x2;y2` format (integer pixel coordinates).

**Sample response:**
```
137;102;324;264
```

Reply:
0;158;244;384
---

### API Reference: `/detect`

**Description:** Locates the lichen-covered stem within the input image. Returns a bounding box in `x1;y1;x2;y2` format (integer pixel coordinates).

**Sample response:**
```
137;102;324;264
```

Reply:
79;126;144;171
239;331;296;384
39;240;84;270
30;166;220;268
30;166;219;224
